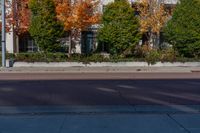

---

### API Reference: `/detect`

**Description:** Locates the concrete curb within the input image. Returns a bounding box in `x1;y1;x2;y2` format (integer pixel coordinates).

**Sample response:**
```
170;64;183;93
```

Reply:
11;61;200;67
2;61;200;73
1;66;200;73
0;67;198;73
0;105;199;115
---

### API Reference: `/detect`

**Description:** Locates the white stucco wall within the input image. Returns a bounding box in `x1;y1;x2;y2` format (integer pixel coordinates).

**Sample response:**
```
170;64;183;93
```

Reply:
6;30;14;53
101;0;114;5
0;0;15;53
163;0;179;4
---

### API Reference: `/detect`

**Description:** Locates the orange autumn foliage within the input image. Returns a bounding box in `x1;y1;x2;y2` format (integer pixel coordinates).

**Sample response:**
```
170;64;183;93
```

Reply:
13;0;31;34
135;0;170;47
55;0;101;33
0;0;31;34
55;0;100;54
136;0;169;34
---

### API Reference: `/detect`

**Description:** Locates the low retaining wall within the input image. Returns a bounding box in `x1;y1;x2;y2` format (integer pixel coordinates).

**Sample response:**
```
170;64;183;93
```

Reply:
11;61;200;67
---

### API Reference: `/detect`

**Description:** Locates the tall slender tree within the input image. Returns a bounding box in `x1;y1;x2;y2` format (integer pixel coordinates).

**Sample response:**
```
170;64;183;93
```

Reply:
97;0;141;56
13;0;31;34
55;0;100;55
136;0;169;48
164;0;200;57
0;0;30;34
29;0;64;52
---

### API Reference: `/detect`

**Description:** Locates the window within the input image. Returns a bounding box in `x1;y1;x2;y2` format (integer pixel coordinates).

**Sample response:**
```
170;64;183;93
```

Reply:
19;32;38;52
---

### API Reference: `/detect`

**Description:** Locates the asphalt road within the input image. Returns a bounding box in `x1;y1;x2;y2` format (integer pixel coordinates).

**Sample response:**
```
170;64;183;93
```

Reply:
0;73;200;106
0;73;200;133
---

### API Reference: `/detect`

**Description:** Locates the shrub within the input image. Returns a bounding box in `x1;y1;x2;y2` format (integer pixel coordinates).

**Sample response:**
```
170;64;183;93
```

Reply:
160;48;177;63
29;0;64;52
164;0;200;58
134;45;151;58
13;53;111;63
97;0;141;55
69;54;109;63
14;52;68;62
145;49;160;65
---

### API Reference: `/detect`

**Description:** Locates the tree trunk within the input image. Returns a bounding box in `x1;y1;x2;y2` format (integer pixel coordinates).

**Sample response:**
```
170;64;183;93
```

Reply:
156;33;160;49
148;32;160;49
148;32;154;49
68;31;72;57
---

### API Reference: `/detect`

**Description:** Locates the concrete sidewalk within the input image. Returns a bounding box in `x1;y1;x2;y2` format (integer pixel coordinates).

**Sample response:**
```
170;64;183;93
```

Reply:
0;105;199;133
1;66;200;73
0;105;200;115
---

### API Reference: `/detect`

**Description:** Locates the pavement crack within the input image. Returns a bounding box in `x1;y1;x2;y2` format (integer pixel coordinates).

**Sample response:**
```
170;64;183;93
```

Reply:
167;114;191;133
58;114;66;133
114;87;136;110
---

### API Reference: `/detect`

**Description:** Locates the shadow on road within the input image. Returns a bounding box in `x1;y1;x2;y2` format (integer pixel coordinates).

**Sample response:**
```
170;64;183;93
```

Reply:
0;79;199;106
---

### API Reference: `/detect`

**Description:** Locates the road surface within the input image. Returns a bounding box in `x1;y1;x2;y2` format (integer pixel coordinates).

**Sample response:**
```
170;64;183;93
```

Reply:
0;72;199;106
0;72;200;133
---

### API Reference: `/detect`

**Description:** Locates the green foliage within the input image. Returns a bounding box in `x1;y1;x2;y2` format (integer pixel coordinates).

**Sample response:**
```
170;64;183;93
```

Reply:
3;51;200;65
134;45;151;58
68;54;110;63
14;52;68;62
164;0;200;58
143;48;177;65
11;52;141;63
29;0;64;52
97;0;141;56
160;48;177;63
145;49;160;65
12;53;110;63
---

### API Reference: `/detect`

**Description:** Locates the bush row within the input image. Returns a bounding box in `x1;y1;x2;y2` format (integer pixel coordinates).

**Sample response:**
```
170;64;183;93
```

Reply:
3;51;200;65
7;53;111;63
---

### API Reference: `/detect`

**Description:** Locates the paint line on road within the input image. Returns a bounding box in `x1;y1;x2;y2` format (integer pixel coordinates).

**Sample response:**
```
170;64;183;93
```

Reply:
132;96;200;113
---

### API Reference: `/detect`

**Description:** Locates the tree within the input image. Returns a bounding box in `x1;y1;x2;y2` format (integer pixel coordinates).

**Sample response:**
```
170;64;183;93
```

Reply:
0;0;30;34
55;0;100;55
13;0;31;34
29;0;64;52
97;0;141;56
164;0;200;57
135;0;169;48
